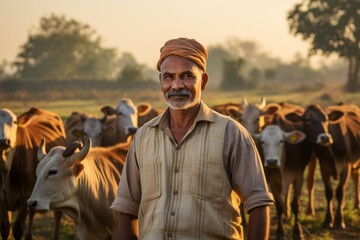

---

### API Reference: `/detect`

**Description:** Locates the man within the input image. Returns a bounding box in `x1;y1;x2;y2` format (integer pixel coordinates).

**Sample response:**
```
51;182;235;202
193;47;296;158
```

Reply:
111;38;273;239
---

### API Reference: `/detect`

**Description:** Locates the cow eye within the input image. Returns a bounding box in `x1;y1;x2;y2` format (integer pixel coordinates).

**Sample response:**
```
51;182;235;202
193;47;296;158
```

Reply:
13;121;17;125
48;169;58;176
118;112;123;116
279;140;284;144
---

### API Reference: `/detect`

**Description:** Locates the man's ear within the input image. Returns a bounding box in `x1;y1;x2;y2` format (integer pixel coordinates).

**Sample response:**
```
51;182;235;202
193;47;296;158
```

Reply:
201;73;208;90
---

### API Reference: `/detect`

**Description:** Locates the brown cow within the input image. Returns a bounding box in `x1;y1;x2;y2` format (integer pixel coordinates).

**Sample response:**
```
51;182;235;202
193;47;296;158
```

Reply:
254;110;315;240
27;138;128;240
210;102;243;116
300;104;360;229
0;107;66;240
137;103;163;127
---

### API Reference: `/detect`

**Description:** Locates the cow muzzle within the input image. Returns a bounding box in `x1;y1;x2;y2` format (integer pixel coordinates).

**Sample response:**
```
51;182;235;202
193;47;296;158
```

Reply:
316;133;333;146
27;199;50;212
264;158;280;168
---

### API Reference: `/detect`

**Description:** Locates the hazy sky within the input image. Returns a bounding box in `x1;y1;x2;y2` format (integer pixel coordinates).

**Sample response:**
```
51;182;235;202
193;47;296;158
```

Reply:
0;0;310;68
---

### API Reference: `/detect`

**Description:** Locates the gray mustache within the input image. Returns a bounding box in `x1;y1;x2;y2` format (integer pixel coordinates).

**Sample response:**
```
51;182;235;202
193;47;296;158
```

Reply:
166;89;191;98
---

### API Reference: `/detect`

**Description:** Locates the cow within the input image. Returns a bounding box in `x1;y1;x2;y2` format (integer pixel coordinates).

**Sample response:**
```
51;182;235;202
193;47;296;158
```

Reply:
27;137;128;240
254;124;307;240
300;104;360;229
210;102;243;116
226;97;317;216
101;98;139;146
137;103;163;127
65;112;112;147
0;107;66;240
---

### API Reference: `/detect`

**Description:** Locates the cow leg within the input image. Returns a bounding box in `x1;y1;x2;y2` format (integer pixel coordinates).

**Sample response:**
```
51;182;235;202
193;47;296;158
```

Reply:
334;163;351;229
268;173;285;240
320;167;334;228
284;184;292;219
351;168;360;210
292;177;304;240
0;208;11;240
53;210;63;240
12;205;28;240
24;209;35;240
306;156;317;215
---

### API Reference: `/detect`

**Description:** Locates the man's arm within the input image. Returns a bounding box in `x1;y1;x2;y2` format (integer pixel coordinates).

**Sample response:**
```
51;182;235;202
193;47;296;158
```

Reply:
247;206;270;240
115;213;139;240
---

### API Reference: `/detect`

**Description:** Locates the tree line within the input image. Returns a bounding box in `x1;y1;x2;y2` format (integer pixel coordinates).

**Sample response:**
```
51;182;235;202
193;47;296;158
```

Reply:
1;0;359;91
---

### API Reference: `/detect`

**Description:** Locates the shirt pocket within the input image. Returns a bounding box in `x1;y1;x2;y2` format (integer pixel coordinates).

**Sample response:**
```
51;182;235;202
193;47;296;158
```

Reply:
190;160;225;203
140;162;162;203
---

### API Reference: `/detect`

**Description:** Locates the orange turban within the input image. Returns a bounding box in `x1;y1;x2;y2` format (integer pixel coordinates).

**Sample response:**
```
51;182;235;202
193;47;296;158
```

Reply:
157;38;208;72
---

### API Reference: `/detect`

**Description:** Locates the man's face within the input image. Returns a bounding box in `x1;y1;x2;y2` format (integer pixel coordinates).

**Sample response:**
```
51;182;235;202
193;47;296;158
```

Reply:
159;55;208;110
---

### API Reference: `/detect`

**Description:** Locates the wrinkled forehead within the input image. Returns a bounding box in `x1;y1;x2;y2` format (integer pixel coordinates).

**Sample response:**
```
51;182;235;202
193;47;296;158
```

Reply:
117;99;137;115
0;109;17;123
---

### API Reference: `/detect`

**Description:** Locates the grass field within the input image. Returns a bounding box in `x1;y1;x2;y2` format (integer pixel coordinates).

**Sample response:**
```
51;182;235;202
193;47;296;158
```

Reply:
2;82;360;239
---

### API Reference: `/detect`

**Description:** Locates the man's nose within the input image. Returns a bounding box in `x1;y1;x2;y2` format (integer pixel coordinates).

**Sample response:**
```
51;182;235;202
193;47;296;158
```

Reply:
172;77;184;89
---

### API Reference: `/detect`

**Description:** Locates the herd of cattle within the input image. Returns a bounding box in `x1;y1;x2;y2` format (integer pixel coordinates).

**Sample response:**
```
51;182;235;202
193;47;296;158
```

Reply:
0;97;359;240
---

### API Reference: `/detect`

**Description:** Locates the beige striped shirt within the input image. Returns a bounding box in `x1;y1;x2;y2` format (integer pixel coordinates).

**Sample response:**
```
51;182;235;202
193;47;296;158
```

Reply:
111;102;273;239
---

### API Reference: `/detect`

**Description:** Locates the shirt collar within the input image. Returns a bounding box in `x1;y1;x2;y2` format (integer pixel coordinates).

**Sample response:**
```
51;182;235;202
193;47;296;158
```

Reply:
148;101;216;130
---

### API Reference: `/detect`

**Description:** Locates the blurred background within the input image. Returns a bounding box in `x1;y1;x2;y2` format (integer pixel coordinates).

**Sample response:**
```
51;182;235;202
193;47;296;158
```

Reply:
1;1;359;239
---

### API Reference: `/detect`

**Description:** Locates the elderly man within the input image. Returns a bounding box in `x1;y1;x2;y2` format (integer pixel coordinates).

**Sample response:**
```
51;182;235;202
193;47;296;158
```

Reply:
111;38;273;239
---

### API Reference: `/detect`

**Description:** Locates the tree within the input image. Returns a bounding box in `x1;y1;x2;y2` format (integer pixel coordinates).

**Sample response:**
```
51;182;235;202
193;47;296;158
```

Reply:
288;0;360;91
219;58;246;91
14;14;118;81
117;52;156;83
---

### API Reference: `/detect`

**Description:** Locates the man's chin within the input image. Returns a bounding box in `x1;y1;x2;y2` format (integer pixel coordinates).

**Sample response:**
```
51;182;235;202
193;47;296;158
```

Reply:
166;100;199;110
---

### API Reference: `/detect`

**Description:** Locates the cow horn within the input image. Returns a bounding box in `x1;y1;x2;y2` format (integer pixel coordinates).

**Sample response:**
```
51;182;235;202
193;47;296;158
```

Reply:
68;138;92;165
258;97;266;109
242;97;248;106
63;141;83;158
37;138;47;161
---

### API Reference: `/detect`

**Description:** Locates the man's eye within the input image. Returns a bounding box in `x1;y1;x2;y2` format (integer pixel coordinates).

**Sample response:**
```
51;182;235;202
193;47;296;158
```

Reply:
183;73;193;79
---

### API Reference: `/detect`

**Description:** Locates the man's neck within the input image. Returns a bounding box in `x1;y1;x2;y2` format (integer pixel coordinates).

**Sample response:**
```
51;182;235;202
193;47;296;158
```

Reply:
168;103;201;143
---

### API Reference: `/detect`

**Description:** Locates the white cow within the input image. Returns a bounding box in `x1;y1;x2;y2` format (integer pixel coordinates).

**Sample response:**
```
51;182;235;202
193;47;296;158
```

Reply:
27;138;127;240
65;112;112;147
101;98;139;146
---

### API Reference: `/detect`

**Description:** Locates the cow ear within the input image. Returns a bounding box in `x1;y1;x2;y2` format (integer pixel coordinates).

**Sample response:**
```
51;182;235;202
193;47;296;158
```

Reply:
101;106;117;116
328;110;344;122
72;129;84;138
226;106;242;120
73;163;84;177
284;131;306;144
285;112;303;123
137;104;151;116
265;103;281;115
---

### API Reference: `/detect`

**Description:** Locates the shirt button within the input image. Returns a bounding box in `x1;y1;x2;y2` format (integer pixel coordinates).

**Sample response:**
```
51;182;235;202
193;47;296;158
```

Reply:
171;211;175;216
173;190;178;195
174;167;179;173
167;232;172;237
